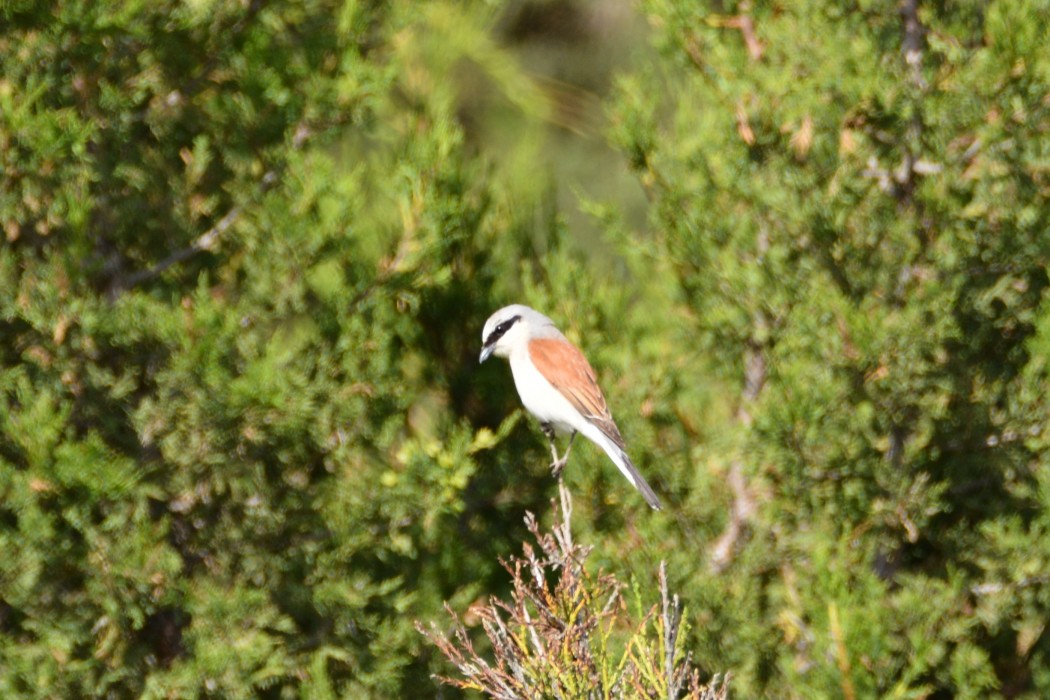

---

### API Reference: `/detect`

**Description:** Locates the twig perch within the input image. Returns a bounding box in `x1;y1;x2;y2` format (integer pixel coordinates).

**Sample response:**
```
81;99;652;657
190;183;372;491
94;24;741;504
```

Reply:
418;469;729;699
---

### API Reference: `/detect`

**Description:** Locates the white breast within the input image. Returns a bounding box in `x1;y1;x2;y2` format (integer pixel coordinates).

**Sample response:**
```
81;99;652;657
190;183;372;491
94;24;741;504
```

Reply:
508;346;584;435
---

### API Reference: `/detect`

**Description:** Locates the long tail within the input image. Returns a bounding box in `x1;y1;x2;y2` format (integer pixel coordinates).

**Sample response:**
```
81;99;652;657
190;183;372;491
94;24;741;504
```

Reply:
615;450;663;510
586;426;662;510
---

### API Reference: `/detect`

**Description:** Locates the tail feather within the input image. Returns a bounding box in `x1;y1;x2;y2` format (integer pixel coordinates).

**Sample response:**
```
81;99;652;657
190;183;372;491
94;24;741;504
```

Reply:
582;423;662;510
616;450;663;510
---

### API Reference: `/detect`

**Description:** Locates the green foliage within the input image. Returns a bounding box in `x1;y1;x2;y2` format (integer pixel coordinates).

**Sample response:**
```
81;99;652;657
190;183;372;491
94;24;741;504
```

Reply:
604;0;1050;696
1;1;553;696
3;0;1050;698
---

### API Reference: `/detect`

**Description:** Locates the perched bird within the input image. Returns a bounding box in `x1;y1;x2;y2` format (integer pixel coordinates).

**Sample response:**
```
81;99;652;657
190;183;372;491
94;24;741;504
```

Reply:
479;304;662;510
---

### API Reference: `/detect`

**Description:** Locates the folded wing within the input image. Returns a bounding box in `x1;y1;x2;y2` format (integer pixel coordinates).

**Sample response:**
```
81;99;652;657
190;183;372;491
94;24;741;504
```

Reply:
528;337;662;510
528;337;624;446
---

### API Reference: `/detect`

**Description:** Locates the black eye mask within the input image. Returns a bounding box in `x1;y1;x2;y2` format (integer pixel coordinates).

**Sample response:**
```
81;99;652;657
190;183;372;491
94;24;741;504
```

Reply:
484;314;521;348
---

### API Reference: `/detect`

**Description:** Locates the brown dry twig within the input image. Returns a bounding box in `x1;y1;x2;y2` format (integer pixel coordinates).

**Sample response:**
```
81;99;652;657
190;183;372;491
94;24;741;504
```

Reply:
418;481;730;699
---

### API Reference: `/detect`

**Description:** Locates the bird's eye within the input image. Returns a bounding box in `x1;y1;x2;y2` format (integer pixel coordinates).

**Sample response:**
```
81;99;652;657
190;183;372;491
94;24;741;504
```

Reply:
484;314;521;348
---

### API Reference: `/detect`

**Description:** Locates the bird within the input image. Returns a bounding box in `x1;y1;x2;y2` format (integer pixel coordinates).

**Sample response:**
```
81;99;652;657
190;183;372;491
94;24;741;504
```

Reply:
479;304;662;510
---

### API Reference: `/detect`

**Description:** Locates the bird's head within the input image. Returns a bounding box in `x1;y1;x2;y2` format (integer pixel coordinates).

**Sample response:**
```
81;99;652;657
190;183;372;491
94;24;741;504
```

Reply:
479;304;542;363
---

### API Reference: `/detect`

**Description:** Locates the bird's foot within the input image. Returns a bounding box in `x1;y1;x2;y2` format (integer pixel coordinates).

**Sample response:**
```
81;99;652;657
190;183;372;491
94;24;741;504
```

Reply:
547;431;576;479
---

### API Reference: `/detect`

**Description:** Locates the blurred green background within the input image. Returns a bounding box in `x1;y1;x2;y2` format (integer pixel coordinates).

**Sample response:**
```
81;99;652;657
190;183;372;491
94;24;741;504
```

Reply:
2;0;1050;697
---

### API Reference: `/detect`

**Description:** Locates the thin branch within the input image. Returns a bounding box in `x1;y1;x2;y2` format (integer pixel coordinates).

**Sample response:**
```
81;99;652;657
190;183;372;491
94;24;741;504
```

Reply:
660;562;685;699
709;308;765;571
115;204;240;295
109;161;283;299
971;576;1048;596
725;2;763;61
900;0;926;90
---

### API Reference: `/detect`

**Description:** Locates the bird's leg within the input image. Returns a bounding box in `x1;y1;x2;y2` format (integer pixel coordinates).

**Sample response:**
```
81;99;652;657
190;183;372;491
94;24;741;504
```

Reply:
550;432;576;479
541;422;560;470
